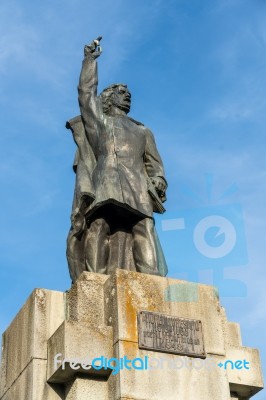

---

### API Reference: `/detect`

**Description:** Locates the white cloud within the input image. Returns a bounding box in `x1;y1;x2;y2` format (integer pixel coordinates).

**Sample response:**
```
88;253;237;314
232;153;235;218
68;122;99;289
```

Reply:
0;150;58;217
0;0;165;82
209;0;242;14
0;2;67;89
209;104;253;121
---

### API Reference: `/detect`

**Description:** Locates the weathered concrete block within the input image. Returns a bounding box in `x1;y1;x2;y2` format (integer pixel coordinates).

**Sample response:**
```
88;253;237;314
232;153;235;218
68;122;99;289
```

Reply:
0;289;65;397
220;306;242;349
226;346;264;398
67;272;109;325
1;359;63;400
112;341;231;400
47;320;113;383
65;376;109;399
104;269;226;356
225;322;242;348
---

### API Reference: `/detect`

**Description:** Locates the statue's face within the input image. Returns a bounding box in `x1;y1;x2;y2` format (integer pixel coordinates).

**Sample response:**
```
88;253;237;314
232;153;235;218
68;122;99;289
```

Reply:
112;85;131;114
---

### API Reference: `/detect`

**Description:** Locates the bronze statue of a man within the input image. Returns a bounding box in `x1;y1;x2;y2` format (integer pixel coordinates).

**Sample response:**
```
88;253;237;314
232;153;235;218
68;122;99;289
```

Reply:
66;37;168;283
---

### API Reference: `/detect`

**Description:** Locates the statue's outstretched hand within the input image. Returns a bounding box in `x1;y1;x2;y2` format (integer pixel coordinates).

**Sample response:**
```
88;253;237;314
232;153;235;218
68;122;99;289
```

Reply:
84;36;102;59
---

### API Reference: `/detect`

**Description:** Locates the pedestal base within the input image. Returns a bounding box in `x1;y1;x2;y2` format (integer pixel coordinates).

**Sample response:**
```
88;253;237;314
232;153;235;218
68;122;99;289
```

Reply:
0;270;264;399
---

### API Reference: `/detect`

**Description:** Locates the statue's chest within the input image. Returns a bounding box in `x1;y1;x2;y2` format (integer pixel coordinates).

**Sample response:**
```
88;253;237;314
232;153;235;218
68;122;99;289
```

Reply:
100;116;145;156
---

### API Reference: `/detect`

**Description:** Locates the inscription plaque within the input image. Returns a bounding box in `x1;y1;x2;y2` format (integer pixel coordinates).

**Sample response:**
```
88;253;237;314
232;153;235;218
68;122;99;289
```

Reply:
138;311;206;358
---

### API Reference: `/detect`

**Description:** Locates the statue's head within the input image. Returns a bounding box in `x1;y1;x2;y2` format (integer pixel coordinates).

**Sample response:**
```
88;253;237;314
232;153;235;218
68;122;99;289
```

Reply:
100;84;131;115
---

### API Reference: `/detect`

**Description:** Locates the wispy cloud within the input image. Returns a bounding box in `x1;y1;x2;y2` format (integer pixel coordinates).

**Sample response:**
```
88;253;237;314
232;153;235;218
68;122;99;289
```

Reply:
210;103;254;121
202;1;266;124
0;150;58;217
0;2;67;90
0;3;38;71
0;0;165;84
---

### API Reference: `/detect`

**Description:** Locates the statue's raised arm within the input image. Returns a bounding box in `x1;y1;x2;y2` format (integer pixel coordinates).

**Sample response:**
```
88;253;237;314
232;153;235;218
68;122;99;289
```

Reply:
78;37;103;142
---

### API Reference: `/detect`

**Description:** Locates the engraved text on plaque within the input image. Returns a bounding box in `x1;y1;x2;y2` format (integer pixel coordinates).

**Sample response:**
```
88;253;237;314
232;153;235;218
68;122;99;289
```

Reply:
138;311;205;358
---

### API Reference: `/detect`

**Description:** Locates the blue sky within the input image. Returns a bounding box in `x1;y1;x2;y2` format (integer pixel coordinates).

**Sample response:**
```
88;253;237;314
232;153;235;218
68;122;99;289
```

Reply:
0;0;265;395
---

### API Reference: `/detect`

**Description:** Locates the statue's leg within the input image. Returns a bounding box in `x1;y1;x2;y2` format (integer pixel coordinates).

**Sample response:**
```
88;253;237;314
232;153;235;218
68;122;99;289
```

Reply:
131;217;160;275
84;215;110;274
66;227;86;283
106;205;135;274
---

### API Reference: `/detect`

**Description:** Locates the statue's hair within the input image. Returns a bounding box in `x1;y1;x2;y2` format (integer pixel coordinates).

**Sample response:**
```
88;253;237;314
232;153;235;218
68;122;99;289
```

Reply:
99;83;129;114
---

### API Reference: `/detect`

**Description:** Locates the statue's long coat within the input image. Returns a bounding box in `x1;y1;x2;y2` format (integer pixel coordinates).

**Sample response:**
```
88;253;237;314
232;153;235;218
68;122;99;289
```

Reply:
67;54;168;282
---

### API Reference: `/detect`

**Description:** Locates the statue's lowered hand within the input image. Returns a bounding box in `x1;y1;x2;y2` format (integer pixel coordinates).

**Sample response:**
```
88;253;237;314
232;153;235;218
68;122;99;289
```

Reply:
151;177;167;198
84;36;102;58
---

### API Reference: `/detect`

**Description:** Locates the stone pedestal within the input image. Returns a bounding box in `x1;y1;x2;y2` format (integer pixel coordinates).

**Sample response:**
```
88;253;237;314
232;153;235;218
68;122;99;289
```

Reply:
0;270;264;399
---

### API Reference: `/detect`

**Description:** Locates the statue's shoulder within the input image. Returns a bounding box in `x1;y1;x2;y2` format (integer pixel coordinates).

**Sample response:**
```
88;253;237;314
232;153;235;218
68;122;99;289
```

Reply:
127;116;144;126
